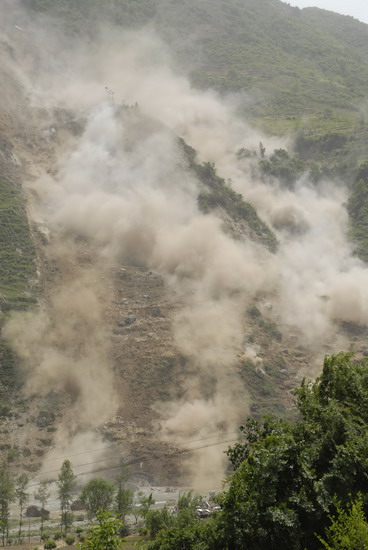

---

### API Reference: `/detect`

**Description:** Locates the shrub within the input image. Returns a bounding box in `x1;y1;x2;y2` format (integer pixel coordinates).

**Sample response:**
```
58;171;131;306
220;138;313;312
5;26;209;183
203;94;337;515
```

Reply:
44;541;57;550
64;535;75;545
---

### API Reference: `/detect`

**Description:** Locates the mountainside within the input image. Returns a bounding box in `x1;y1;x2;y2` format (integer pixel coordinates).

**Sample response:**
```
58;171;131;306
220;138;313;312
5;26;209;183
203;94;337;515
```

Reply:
21;0;368;178
1;0;368;491
23;2;368;117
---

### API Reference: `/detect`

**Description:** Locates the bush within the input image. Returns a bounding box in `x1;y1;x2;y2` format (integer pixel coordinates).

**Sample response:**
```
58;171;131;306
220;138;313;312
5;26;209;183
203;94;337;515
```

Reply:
139;526;148;536
64;535;75;545
120;524;130;537
44;541;57;550
53;532;62;540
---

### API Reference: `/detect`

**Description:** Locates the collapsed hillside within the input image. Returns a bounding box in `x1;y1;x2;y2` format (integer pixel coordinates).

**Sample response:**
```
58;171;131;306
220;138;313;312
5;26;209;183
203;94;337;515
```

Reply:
1;2;368;490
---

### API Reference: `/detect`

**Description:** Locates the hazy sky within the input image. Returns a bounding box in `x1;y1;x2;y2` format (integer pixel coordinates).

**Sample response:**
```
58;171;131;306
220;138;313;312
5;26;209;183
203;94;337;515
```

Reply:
289;1;368;24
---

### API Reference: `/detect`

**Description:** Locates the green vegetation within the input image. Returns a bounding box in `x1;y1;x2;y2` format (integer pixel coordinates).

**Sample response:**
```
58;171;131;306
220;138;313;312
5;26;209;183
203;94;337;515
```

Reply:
144;353;368;549
57;460;76;534
347;161;368;262
44;541;57;550
115;466;134;523
0;176;37;409
35;481;50;539
0;460;15;546
20;0;368;268
3;362;368;549
21;0;368;172
15;473;29;543
80;478;116;520
0;178;36;314
318;494;368;550
179;139;278;252
259;148;305;187
80;511;122;550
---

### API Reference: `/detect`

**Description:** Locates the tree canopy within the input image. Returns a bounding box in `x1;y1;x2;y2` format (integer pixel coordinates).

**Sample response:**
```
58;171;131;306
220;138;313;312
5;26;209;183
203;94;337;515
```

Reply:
148;353;368;550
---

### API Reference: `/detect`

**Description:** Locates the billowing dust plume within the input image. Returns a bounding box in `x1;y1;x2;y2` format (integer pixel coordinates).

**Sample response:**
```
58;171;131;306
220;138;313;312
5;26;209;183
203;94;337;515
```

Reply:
2;2;368;488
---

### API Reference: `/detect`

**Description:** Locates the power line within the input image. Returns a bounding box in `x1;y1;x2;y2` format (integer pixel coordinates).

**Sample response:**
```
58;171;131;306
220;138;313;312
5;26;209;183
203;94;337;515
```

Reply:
27;435;243;489
31;422;245;467
32;431;241;478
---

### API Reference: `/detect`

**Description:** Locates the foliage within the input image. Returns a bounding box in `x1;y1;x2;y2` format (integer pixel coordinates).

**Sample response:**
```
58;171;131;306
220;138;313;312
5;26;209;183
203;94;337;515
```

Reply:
145;492;212;548
259;148;305;187
146;520;218;550
318;494;368;550
145;508;174;539
80;477;116;520
138;493;155;520
80;511;122;550
219;353;368;550
64;535;75;545
178;140;278;252
347;161;368;262
148;353;368;550
35;481;50;539
0;460;15;545
145;491;204;540
44;540;57;550
0;178;36;309
114;466;133;523
57;460;76;534
15;473;29;542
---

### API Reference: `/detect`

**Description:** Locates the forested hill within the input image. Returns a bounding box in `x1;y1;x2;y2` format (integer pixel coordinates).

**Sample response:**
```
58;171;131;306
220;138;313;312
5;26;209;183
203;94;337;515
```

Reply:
24;0;368;124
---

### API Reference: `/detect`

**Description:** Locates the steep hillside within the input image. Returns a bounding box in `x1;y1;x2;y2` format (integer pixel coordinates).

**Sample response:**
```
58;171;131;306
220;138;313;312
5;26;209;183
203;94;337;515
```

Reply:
22;1;368;120
20;0;368;180
1;0;368;490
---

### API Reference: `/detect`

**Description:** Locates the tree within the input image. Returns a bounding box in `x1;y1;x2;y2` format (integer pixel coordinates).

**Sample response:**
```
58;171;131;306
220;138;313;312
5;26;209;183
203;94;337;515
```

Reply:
146;353;368;550
15;473;29;542
80;511;122;550
138;493;155;520
318;494;368;550
147;519;218;550
114;466;133;523
80;478;115;520
0;461;14;545
57;460;76;534
145;492;203;540
220;353;368;550
35;481;50;540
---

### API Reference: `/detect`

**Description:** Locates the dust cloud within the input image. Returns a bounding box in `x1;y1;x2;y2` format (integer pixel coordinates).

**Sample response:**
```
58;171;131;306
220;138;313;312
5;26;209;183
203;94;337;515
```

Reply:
1;1;368;489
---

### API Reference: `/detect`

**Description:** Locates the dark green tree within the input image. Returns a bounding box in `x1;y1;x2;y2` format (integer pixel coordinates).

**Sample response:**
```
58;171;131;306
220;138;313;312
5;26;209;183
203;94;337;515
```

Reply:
114;466;133;523
80;511;122;550
0;460;14;545
15;473;29;542
35;481;50;540
138;493;155;521
146;491;210;547
57;460;76;534
80;478;115;520
146;353;368;550
220;353;368;550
